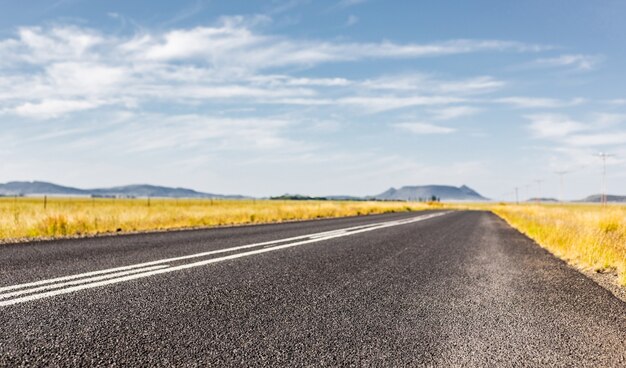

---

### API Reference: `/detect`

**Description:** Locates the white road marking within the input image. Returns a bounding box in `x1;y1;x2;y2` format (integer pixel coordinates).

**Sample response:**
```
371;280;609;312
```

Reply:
0;212;448;307
0;265;169;300
0;219;392;293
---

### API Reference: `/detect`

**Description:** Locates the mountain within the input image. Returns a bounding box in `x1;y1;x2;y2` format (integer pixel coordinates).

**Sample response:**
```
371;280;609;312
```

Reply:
577;194;626;203
324;195;364;201
89;184;245;199
372;185;488;201
0;181;88;196
270;194;328;200
0;181;246;199
527;197;559;203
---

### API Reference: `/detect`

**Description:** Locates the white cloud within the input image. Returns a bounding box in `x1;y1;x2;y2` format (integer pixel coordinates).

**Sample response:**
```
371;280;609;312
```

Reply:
61;113;307;154
251;75;351;87
13;99;104;119
0;21;547;119
429;106;480;120
565;132;626;146
337;95;465;112
495;97;585;108
606;99;626;105
527;113;626;151
437;76;505;94
394;122;456;134
117;17;548;68
526;114;588;138
362;74;504;95
593;113;626;127
533;54;603;71
5;26;104;65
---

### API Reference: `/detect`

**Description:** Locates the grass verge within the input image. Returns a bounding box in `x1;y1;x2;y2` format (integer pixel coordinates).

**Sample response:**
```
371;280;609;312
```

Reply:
490;204;626;286
0;197;437;242
448;202;626;286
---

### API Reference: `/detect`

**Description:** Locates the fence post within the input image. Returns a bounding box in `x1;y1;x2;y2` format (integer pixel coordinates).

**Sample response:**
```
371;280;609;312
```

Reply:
44;195;47;210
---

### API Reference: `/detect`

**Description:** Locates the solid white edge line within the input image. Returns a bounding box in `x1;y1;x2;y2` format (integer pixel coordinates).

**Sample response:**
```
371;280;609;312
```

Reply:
0;212;449;306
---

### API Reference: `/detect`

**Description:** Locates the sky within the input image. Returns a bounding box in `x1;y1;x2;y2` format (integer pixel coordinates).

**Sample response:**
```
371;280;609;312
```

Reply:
1;0;625;199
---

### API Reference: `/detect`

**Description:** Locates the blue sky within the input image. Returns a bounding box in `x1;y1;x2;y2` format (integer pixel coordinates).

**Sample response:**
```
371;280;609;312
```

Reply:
1;0;625;199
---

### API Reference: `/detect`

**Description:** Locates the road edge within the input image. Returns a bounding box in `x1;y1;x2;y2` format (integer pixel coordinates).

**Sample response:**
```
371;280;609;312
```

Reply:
490;211;626;304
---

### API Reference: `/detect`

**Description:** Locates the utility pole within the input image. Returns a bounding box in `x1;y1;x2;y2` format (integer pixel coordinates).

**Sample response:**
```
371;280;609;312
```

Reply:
515;187;519;204
595;152;615;205
554;170;570;202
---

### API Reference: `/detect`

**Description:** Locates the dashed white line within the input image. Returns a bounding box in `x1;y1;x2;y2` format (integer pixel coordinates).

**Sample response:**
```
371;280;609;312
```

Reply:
0;265;169;300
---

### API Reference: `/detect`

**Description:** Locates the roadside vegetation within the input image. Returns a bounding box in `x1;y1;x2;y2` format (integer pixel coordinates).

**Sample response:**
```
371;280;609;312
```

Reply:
445;202;626;286
487;203;626;286
0;197;432;242
2;197;624;286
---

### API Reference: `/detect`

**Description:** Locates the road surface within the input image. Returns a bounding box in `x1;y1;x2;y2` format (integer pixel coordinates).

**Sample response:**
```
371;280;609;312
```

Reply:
1;210;625;366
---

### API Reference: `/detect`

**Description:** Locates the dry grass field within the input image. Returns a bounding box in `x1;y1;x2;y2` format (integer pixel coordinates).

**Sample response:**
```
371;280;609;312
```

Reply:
0;196;433;242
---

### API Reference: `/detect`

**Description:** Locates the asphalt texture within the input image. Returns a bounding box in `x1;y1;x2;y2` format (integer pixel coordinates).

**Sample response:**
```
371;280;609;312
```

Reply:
1;210;626;367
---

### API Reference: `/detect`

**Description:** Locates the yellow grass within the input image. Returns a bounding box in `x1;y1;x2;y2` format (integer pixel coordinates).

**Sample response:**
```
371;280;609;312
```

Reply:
490;204;626;285
0;197;435;242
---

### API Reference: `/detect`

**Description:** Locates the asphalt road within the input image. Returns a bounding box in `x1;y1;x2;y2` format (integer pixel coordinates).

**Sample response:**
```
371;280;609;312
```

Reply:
1;210;626;366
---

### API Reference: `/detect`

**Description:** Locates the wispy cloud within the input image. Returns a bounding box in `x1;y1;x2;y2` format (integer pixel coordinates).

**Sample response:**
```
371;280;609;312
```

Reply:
129;24;548;67
526;114;589;138
12;99;105;119
0;19;549;120
533;54;603;71
362;74;505;95
606;99;626;105
161;0;210;26
336;96;465;113
495;97;585;108
526;113;626;147
394;122;456;134
429;106;480;120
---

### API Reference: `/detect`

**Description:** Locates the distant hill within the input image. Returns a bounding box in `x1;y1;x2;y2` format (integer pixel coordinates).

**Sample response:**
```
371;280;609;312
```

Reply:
324;195;364;201
527;198;559;203
0;181;246;199
0;181;88;196
270;194;328;200
89;184;245;199
577;194;626;203
270;194;364;201
371;185;488;201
